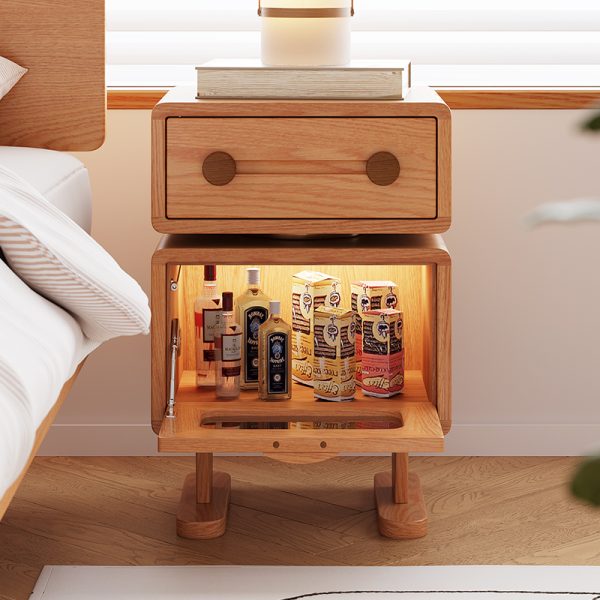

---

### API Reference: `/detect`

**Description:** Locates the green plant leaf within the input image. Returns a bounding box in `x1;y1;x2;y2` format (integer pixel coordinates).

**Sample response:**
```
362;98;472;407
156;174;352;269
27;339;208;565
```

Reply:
571;456;600;506
582;111;600;132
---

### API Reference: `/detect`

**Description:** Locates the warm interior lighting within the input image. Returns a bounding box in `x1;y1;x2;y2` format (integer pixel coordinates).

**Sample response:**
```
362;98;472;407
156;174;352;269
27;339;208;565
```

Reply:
174;263;432;404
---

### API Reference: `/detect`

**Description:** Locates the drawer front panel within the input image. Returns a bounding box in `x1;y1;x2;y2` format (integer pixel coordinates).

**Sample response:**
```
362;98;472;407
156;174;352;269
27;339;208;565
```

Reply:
165;117;437;220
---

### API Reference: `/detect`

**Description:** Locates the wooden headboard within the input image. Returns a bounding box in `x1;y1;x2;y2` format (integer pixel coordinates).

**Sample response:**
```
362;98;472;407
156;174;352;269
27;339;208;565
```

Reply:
0;0;105;151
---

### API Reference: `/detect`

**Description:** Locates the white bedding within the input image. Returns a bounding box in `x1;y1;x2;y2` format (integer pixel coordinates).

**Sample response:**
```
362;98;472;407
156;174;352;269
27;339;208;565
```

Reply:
0;260;99;495
0;151;147;501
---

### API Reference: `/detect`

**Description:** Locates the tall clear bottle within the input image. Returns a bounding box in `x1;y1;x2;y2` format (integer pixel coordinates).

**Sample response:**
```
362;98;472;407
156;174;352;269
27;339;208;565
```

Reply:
259;301;292;401
216;292;242;399
236;268;271;390
195;265;220;388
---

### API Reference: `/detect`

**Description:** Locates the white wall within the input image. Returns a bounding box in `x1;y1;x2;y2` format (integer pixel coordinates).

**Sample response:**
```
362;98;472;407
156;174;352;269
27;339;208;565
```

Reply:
40;108;600;456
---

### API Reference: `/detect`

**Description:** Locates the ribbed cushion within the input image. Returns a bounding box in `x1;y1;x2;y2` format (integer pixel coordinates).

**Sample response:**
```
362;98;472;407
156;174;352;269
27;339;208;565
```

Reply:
0;56;27;100
0;165;150;343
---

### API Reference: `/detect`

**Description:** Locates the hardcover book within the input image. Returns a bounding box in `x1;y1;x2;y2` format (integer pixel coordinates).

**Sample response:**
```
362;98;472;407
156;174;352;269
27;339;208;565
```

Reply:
196;59;411;100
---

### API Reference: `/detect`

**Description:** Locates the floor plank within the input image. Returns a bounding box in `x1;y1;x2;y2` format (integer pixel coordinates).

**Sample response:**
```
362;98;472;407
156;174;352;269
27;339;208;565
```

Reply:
9;461;344;567
0;457;598;600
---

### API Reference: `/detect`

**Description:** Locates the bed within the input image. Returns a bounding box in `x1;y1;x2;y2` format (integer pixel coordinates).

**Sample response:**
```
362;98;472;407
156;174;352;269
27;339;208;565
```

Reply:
0;0;135;518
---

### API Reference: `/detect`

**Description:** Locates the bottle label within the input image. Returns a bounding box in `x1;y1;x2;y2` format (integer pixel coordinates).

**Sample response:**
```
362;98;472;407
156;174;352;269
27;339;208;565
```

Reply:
267;332;288;395
222;332;242;362
222;365;241;377
202;309;220;343
244;306;269;383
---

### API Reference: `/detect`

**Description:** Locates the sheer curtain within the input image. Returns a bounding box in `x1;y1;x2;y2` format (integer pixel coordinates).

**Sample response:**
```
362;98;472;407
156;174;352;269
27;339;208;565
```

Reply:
106;0;600;86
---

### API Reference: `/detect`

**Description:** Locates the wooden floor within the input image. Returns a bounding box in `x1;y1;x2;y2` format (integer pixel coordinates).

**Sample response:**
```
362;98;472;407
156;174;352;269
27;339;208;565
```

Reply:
1;456;598;600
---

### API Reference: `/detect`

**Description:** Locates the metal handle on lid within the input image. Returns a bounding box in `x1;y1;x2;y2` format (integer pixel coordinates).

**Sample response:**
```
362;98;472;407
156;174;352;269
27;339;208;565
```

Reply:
258;1;354;17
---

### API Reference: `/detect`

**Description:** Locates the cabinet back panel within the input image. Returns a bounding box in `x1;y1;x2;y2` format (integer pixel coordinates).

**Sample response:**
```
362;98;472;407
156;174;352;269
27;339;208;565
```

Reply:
178;264;424;372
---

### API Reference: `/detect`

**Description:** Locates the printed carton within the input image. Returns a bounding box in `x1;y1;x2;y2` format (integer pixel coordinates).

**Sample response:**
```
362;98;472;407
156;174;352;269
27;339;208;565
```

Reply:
292;271;342;386
351;281;398;385
313;307;356;401
361;308;404;398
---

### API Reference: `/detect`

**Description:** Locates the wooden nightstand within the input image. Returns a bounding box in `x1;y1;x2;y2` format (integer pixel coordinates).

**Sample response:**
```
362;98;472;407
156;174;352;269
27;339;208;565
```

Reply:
151;88;452;540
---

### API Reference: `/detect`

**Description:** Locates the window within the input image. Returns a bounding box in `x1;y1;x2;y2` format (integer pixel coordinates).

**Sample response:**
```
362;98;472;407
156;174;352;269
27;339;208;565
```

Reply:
107;0;600;87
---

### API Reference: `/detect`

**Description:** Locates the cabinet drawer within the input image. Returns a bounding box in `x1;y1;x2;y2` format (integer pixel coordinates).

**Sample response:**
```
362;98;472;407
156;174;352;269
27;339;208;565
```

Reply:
165;117;437;220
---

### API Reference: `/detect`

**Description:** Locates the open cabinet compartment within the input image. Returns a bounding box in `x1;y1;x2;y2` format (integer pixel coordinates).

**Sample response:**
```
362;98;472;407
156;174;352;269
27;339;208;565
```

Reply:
151;234;451;539
151;234;451;452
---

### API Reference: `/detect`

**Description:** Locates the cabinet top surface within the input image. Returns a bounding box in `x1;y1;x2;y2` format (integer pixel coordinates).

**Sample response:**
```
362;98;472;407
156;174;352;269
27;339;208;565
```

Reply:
152;85;451;120
152;234;451;266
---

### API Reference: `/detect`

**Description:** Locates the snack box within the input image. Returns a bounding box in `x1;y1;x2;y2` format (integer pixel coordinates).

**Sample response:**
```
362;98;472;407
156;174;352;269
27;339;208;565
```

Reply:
292;271;342;386
313;307;356;401
361;308;404;398
351;281;398;385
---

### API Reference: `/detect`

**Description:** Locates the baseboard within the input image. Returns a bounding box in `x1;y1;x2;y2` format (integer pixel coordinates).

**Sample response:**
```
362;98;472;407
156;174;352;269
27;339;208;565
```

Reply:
442;424;600;456
40;424;158;456
39;423;600;457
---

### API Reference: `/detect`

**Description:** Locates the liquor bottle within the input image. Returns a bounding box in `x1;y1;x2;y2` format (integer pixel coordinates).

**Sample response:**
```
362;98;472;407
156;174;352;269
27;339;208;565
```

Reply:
236;268;271;390
258;300;292;401
195;265;220;388
216;292;242;399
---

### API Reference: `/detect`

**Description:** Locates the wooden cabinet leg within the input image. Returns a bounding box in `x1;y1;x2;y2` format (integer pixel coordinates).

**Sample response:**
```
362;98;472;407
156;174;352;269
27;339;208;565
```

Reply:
392;452;409;504
374;452;428;539
176;453;231;539
196;453;213;504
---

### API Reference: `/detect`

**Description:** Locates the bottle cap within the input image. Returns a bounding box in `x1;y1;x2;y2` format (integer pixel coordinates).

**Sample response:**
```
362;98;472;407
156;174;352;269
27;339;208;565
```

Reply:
270;300;281;315
247;267;260;286
222;291;234;312
204;265;217;282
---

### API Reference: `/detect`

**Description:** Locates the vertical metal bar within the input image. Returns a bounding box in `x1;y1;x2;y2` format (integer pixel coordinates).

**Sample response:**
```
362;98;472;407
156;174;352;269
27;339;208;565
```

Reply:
166;318;180;418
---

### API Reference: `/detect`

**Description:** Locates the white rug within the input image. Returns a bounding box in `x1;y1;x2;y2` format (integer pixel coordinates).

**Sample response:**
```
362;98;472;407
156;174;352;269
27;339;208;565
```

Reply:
31;566;600;599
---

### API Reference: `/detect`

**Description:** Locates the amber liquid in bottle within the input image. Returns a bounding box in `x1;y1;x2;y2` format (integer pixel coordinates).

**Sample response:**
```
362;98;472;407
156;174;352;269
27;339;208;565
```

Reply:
216;292;242;399
258;301;292;401
195;265;220;388
236;268;270;390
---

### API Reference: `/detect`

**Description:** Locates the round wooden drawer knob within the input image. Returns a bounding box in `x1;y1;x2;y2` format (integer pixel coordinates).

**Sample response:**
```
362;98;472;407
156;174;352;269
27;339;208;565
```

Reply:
366;152;401;186
203;151;237;186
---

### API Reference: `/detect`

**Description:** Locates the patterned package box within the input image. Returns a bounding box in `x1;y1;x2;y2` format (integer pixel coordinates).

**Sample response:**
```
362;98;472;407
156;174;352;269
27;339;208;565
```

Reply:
351;281;398;385
361;308;404;398
313;307;356;402
292;271;342;386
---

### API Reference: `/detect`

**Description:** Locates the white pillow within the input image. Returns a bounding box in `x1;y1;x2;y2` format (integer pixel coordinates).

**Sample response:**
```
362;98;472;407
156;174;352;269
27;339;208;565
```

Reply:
0;56;27;100
0;165;151;343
